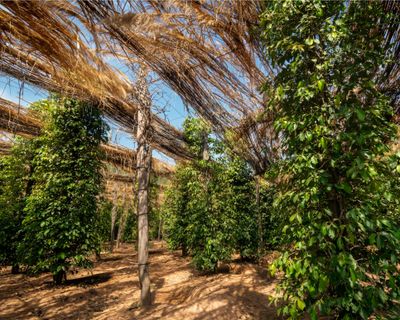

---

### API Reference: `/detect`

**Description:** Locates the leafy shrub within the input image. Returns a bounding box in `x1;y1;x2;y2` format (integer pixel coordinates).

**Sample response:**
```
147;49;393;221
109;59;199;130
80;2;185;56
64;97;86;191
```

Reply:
0;139;36;271
163;118;260;271
260;1;400;318
18;97;108;283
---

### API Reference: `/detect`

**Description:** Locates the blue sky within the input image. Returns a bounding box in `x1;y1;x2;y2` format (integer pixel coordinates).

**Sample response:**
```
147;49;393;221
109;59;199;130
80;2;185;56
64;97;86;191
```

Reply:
0;74;190;165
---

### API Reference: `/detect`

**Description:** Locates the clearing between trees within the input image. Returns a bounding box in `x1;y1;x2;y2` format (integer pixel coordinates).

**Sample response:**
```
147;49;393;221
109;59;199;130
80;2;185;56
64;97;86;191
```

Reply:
0;242;281;320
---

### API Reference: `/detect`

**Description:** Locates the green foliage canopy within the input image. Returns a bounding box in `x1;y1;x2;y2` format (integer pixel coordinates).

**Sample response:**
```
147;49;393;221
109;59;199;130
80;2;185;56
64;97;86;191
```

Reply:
18;97;108;282
163;118;260;271
260;1;400;319
0;139;37;270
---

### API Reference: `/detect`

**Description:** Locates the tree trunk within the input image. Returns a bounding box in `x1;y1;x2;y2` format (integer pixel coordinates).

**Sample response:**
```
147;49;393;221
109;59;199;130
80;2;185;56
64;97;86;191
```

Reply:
135;68;152;306
116;193;128;248
11;264;19;274
255;175;263;253
110;190;118;252
53;269;66;284
157;217;163;241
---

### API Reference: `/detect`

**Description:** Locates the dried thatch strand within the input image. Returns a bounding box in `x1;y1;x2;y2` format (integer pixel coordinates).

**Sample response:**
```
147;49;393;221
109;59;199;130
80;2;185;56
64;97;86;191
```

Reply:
104;176;135;204
0;97;174;176
105;173;135;183
0;139;12;155
77;0;278;173
0;98;42;137
102;143;174;176
0;0;193;161
1;0;398;174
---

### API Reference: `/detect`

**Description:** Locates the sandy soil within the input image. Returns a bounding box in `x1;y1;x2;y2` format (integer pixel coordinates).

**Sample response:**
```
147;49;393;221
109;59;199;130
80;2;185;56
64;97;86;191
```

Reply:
0;242;282;320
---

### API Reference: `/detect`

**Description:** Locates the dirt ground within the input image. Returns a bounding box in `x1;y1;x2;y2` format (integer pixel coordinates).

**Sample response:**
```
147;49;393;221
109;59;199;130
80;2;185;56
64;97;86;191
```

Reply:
0;241;282;320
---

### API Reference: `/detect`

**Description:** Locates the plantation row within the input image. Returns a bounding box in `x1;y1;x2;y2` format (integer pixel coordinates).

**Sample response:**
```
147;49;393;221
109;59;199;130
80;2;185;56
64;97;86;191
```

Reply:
1;1;400;320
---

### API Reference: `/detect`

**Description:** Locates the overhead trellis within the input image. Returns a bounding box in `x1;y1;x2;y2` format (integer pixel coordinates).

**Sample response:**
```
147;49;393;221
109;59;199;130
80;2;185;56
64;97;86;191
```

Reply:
77;0;277;174
0;139;12;155
0;0;192;161
0;0;399;174
0;97;174;176
76;0;400;173
0;98;42;137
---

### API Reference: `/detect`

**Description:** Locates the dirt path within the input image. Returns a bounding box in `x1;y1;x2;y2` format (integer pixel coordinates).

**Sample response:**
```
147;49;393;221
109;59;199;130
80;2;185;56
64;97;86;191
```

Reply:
0;242;281;320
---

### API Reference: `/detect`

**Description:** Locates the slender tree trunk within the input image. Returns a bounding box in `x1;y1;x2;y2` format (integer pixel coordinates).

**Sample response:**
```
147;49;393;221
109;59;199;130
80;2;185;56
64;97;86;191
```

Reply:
116;192;128;248
135;68;152;306
110;190;118;252
255;175;263;253
157;217;162;241
11;264;19;274
53;267;66;284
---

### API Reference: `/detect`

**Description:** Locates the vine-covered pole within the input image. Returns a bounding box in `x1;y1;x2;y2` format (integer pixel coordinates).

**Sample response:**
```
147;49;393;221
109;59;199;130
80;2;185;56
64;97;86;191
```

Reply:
135;67;152;306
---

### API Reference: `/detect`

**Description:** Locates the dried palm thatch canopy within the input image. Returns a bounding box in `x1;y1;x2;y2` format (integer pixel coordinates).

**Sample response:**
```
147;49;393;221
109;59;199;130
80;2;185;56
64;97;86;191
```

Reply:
102;143;174;176
0;0;193;161
78;0;276;173
0;0;399;174
0;98;41;137
0;97;174;176
75;0;400;172
0;139;12;155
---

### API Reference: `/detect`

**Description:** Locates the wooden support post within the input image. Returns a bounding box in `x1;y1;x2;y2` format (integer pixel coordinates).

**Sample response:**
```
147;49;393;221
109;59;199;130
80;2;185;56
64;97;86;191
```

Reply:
110;188;118;253
135;68;152;306
255;175;263;253
116;190;128;248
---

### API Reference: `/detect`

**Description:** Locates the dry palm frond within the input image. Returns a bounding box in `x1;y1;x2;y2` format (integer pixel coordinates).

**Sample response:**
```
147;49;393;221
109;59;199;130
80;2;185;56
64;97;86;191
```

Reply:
105;173;135;183
104;178;135;203
77;0;277;172
103;143;175;176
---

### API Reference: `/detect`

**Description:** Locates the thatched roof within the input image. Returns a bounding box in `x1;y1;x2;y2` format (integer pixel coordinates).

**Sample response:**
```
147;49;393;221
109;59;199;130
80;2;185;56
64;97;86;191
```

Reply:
0;1;193;161
102;143;174;176
1;0;399;174
0;97;174;176
0;139;12;155
0;98;42;137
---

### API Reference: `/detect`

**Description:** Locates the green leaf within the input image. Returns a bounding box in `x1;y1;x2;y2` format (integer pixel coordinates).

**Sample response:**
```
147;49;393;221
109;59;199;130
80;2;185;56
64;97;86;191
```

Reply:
338;182;352;194
297;299;306;310
355;108;366;122
305;38;314;46
317;79;325;91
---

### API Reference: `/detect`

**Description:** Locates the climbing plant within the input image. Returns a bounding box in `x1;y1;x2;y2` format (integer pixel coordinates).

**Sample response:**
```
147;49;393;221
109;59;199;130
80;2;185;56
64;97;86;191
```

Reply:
0;138;37;272
260;1;400;319
19;97;108;283
163;118;259;271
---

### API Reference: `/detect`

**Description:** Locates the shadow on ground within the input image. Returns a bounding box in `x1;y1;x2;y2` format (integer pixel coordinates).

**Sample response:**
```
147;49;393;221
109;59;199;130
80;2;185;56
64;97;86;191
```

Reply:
0;242;283;320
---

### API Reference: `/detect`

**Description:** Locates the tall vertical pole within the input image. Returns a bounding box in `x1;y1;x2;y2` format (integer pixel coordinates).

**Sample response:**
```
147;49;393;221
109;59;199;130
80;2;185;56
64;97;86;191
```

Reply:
110;187;118;253
135;67;152;306
255;175;263;253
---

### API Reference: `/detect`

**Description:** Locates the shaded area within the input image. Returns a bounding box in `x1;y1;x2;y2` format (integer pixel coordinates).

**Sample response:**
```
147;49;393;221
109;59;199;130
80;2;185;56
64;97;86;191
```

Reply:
0;242;282;320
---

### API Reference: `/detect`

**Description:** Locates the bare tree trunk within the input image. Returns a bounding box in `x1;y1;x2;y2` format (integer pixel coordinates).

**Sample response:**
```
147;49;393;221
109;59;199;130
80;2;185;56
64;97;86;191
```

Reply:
116;191;128;248
135;68;152;306
157;217;162;241
110;189;118;253
255;175;263;253
116;211;127;248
